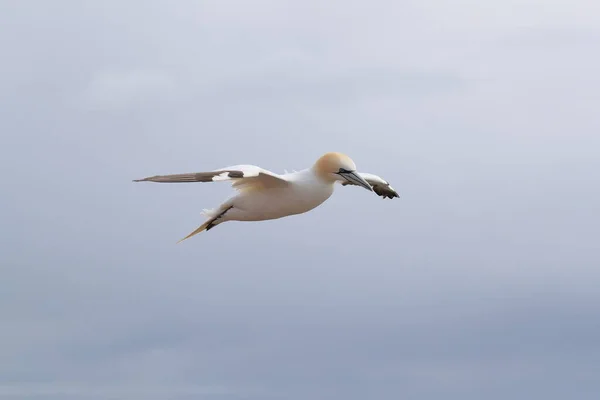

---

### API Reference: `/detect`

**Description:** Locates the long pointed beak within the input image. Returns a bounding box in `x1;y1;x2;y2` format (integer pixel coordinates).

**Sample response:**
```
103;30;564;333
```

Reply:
340;171;373;192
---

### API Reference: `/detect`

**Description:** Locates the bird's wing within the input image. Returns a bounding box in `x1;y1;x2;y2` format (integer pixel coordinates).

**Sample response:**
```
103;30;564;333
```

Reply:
342;172;399;199
133;164;290;190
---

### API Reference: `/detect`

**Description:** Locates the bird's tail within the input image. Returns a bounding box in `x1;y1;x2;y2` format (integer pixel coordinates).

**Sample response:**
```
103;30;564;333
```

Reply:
176;208;228;244
177;219;212;244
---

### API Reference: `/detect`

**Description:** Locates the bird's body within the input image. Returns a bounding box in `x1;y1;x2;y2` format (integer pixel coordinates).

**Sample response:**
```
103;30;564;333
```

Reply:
219;168;335;222
134;152;399;242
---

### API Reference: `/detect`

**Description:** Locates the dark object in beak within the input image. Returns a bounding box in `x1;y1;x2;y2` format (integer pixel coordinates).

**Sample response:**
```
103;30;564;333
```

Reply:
338;169;373;192
372;184;399;199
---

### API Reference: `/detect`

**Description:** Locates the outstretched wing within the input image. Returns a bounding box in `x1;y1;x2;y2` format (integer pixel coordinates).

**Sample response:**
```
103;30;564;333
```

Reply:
342;172;399;199
133;164;290;190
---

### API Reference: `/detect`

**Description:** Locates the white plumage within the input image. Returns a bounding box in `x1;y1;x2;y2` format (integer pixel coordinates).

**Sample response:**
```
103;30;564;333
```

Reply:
133;152;399;242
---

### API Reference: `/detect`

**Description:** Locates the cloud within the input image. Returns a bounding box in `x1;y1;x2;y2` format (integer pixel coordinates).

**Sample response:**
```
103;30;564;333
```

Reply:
80;69;177;111
1;0;600;399
0;383;242;400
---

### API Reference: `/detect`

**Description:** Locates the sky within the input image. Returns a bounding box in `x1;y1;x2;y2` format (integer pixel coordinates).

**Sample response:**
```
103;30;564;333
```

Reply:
1;1;599;399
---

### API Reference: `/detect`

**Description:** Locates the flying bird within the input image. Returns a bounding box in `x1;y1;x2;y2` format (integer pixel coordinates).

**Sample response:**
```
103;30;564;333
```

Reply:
133;152;399;242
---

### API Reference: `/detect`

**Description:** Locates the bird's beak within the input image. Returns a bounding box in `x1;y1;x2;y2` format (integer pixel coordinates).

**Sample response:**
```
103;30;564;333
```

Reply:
340;171;374;192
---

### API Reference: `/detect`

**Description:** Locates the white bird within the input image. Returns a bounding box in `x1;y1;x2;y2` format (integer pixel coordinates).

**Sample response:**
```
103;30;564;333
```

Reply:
133;152;399;243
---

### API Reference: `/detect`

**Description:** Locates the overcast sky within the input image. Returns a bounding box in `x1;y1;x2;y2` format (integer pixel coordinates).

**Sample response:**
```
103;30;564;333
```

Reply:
1;1;599;399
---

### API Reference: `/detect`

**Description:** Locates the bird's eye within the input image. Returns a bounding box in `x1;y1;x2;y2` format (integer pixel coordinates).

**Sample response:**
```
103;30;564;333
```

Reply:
338;168;351;174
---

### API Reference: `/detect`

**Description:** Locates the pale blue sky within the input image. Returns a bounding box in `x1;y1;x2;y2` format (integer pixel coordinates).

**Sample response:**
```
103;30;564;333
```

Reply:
1;1;599;399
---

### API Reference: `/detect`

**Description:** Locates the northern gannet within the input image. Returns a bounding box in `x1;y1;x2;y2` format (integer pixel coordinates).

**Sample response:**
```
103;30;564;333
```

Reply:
134;152;399;242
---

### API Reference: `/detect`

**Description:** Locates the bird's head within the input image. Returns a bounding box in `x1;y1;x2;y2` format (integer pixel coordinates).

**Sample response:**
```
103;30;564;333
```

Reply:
313;152;373;192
